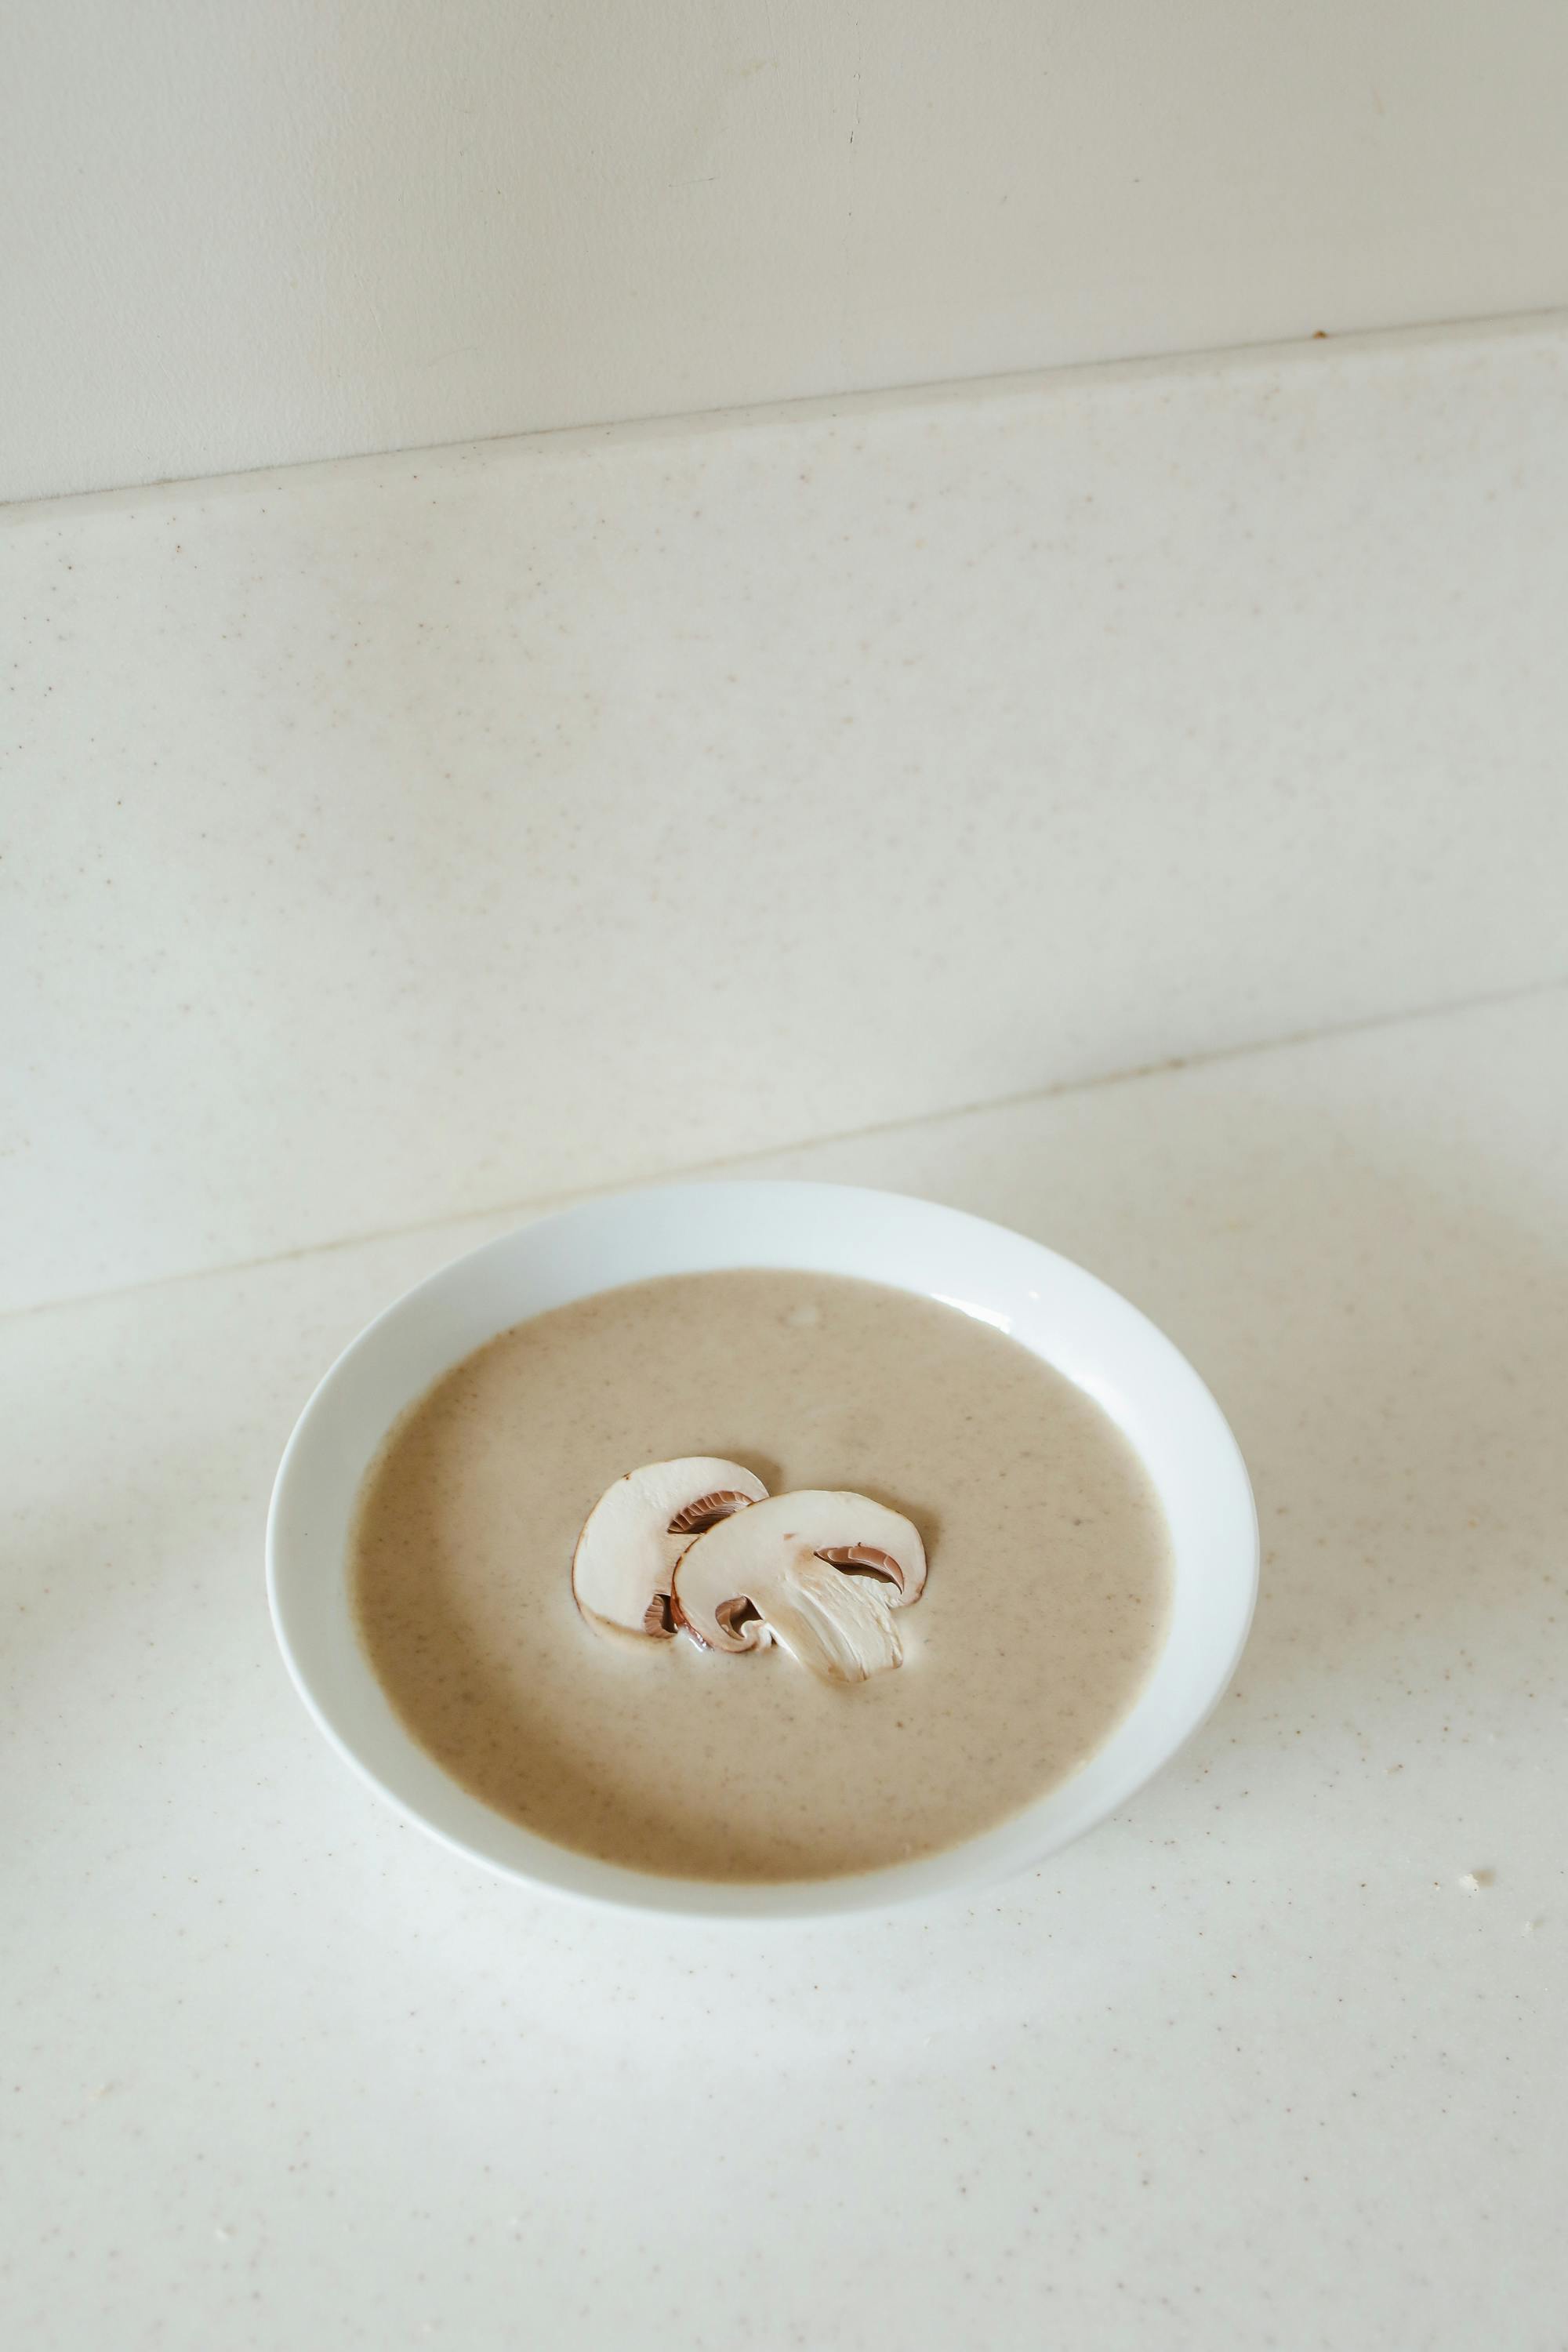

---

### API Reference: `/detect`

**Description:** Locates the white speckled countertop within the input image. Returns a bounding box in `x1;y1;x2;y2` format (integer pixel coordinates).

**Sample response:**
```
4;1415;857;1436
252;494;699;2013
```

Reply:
7;317;1568;1315
6;985;1566;2350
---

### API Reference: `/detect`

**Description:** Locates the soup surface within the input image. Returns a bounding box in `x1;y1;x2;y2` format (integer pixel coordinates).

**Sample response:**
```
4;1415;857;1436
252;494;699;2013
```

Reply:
353;1269;1172;1880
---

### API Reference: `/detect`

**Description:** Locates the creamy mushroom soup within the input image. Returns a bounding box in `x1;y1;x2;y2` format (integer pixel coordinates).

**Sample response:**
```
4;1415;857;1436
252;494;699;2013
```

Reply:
353;1269;1173;1882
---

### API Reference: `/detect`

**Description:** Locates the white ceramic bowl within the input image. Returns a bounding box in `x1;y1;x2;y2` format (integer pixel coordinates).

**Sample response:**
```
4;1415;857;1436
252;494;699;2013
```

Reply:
267;1181;1258;1921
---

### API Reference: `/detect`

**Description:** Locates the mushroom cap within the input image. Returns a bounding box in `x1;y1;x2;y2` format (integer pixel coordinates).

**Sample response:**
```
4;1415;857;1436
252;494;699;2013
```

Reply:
572;1458;768;1638
670;1490;927;1682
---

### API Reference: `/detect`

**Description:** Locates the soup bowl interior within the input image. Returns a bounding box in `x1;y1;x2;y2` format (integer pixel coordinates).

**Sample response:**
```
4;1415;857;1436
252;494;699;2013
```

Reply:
267;1180;1258;1921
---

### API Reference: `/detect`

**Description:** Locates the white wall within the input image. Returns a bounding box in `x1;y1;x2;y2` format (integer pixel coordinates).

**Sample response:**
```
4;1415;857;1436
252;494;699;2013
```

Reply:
5;318;1566;1313
5;0;1567;503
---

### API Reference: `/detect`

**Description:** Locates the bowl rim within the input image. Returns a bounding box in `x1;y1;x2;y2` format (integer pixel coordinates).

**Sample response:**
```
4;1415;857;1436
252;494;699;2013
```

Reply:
267;1178;1259;1922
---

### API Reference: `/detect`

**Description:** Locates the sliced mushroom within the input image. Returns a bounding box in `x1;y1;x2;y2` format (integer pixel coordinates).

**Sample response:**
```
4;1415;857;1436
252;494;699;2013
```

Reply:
572;1458;768;1639
671;1490;927;1682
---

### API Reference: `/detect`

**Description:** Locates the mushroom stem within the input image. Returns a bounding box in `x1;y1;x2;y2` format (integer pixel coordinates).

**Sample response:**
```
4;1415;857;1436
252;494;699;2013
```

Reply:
764;1553;904;1682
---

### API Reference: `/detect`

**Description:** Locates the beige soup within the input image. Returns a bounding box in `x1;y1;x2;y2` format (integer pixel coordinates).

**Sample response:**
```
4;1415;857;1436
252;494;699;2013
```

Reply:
353;1269;1172;1882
